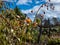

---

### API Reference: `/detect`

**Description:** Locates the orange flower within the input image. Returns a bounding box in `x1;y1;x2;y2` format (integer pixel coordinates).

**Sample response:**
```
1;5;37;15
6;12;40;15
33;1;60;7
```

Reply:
26;17;31;23
33;22;38;27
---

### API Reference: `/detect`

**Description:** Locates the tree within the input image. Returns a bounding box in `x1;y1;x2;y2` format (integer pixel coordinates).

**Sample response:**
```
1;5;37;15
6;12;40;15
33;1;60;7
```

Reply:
14;6;26;20
34;0;55;44
14;6;21;15
0;1;27;45
52;17;58;25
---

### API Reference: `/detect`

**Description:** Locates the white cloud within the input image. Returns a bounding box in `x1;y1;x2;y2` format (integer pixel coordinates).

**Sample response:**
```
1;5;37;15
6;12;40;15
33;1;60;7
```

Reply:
2;0;16;2
54;5;60;12
16;0;45;5
21;5;42;14
2;0;32;5
35;0;45;4
16;0;32;5
17;0;27;5
35;1;40;4
21;5;41;21
21;9;31;14
46;0;60;3
22;1;60;21
51;0;60;3
45;0;60;17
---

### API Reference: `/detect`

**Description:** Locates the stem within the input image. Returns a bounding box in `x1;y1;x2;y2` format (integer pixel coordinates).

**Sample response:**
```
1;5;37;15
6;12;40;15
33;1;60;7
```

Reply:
37;19;42;44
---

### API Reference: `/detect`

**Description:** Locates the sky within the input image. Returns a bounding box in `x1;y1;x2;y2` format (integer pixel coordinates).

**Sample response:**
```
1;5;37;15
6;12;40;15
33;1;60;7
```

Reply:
2;0;60;21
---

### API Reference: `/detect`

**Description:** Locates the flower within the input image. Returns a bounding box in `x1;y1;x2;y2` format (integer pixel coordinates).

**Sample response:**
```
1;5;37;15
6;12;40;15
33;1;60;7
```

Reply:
27;23;29;26
16;15;20;18
17;38;20;41
11;29;14;33
33;22;38;27
25;17;32;24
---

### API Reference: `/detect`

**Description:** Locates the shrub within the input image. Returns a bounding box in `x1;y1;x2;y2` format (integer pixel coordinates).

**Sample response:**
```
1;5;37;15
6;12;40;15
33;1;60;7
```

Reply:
47;38;60;45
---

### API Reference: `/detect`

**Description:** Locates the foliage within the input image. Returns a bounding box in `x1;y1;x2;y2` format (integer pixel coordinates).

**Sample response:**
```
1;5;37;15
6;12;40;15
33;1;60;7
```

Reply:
0;6;39;45
0;0;60;45
47;38;60;45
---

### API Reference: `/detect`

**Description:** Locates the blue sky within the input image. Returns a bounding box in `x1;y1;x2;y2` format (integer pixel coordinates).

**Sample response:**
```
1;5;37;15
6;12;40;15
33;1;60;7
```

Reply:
3;0;60;21
17;0;46;10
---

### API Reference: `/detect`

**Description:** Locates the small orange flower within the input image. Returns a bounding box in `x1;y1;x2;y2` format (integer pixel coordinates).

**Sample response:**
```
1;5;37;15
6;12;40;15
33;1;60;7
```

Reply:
33;22;38;27
26;17;31;23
